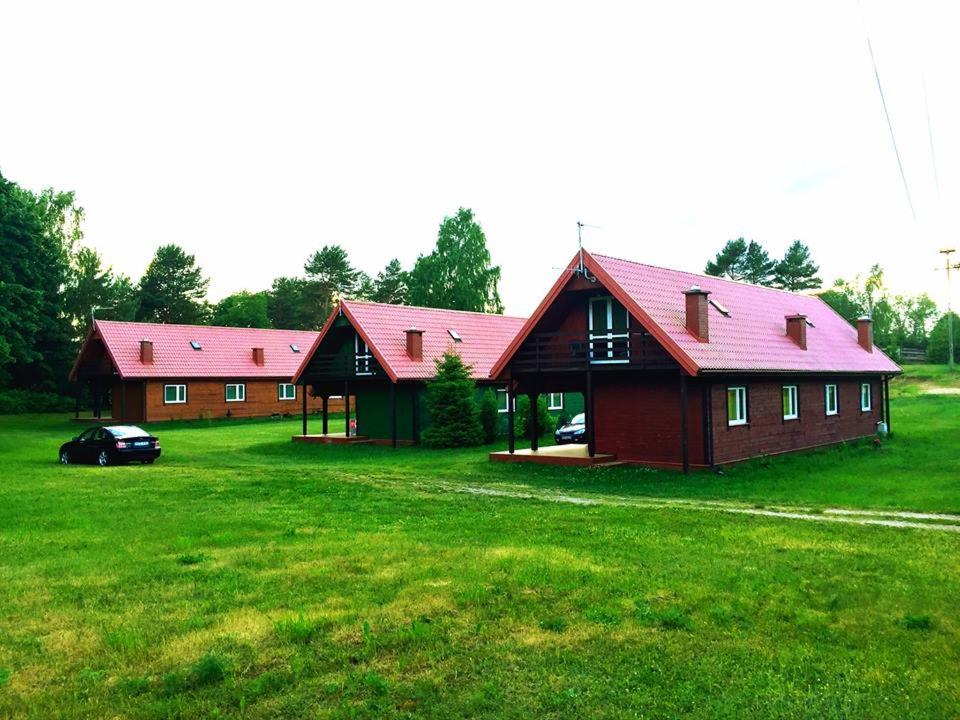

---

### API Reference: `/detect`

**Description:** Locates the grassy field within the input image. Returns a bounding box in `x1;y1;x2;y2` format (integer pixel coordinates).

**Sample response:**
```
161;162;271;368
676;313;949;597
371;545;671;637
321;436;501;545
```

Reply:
0;367;958;718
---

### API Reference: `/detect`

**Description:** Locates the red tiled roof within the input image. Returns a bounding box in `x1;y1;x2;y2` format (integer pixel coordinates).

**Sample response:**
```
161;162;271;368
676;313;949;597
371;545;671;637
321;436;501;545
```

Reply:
294;300;527;383
79;320;319;379
491;250;901;377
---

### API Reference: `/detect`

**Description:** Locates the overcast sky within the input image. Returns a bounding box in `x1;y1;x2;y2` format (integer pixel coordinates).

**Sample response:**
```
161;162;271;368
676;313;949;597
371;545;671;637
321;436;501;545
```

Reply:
2;1;958;315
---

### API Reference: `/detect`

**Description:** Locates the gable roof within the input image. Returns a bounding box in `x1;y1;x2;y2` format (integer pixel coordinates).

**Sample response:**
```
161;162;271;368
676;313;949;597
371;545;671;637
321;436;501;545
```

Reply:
293;300;527;383
71;320;320;380
490;250;901;377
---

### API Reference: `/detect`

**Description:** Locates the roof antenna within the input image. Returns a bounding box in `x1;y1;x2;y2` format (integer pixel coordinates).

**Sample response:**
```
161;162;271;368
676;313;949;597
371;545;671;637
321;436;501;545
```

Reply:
575;221;598;282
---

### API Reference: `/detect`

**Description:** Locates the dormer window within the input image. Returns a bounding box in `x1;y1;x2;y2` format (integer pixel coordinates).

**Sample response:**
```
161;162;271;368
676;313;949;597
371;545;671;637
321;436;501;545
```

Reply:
290;344;300;353
448;329;462;342
190;341;202;351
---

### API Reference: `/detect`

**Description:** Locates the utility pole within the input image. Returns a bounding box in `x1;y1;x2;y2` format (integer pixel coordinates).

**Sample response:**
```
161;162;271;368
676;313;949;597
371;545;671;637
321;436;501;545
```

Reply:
939;249;960;370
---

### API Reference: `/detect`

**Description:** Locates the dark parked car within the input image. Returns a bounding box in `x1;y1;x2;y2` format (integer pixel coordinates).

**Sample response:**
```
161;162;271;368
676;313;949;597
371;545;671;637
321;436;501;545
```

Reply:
555;412;586;444
59;425;161;466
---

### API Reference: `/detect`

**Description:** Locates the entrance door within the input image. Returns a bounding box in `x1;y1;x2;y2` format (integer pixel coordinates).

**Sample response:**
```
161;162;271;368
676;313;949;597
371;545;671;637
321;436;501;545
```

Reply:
589;297;630;363
355;335;373;375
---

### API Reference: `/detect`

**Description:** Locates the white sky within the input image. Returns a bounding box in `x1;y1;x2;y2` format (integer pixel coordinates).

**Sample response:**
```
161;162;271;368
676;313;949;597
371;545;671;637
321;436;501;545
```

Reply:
2;1;959;315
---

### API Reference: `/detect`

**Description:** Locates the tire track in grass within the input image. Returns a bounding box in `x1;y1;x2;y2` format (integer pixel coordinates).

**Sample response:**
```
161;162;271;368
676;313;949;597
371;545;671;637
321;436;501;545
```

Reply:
402;481;960;534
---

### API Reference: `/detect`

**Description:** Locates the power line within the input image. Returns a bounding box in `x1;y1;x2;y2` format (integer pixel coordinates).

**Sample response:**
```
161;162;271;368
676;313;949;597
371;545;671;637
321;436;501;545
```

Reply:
922;73;940;198
858;1;916;220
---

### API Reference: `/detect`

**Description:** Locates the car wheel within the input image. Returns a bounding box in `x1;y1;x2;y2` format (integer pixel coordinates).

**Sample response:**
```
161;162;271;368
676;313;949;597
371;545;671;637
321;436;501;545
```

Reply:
97;450;110;467
60;450;70;464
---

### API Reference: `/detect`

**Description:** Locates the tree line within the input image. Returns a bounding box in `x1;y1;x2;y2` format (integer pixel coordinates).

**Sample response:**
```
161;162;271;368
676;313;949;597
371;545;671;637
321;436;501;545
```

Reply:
704;237;949;360
1;168;502;396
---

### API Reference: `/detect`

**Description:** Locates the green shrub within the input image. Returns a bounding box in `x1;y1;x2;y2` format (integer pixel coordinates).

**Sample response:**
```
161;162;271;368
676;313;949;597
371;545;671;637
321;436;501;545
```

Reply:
478;389;499;443
927;312;960;364
0;389;74;414
514;394;552;439
421;352;484;448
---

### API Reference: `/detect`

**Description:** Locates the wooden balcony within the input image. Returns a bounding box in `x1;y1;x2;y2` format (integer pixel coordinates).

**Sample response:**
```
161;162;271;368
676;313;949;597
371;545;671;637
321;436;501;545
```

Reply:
300;353;387;380
508;330;677;373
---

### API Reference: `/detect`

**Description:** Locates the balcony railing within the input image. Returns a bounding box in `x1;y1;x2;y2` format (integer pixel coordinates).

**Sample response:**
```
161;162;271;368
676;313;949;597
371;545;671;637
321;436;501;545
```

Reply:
301;353;386;380
509;330;677;372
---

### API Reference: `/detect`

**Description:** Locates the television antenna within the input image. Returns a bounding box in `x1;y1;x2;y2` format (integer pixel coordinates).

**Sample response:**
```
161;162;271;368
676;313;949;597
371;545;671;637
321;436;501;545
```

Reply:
575;221;601;282
91;306;115;324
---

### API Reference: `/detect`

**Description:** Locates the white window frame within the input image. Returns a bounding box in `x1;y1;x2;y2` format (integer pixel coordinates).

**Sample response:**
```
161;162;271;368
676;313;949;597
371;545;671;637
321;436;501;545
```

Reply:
355;334;373;376
588;296;630;365
825;384;838;416
860;382;872;412
164;384;186;404
727;385;747;426
225;383;246;402
496;388;512;414
782;385;798;421
547;392;564;410
278;383;297;401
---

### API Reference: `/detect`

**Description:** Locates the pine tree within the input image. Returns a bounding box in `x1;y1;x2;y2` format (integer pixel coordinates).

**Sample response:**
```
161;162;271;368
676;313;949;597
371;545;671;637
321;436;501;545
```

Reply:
420;352;484;448
136;244;210;324
773;240;821;291
704;238;748;280
371;258;409;304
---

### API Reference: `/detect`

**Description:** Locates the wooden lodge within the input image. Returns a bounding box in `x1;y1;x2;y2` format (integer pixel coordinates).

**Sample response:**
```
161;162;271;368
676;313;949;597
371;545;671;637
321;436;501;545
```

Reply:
489;250;902;471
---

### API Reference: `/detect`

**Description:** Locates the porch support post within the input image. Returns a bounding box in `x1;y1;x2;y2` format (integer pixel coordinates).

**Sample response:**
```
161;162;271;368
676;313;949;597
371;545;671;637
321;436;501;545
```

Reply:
300;383;307;437
680;372;689;474
585;369;595;457
93;378;101;419
344;380;351;437
321;395;329;435
528;392;538;452
507;385;515;454
883;376;891;435
120;381;126;422
75;390;80;419
412;387;421;444
390;382;398;448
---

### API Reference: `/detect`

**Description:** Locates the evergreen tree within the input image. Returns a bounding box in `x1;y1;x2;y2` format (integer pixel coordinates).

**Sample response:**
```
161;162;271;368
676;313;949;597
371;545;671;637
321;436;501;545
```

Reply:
420;352;484;448
267;277;312;329
211;291;271;328
371;258;409;304
740;241;776;285
773;240;821;290
513;394;552;439
63;247;139;330
137;244;210;324
407;208;503;313
303;245;361;320
704;238;748;280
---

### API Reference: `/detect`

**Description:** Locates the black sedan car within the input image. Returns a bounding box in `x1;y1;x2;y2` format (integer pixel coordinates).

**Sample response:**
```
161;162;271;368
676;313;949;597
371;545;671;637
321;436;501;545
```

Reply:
59;425;161;466
555;412;586;444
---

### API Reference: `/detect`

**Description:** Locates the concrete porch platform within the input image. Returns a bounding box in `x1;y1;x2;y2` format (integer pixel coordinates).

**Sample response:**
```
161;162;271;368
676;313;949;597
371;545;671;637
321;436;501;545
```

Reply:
489;444;616;466
292;433;371;445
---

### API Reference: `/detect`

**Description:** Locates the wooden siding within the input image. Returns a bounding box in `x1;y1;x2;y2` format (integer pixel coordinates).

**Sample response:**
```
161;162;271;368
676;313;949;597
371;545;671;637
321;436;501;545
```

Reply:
592;374;706;466
710;377;881;464
137;379;345;422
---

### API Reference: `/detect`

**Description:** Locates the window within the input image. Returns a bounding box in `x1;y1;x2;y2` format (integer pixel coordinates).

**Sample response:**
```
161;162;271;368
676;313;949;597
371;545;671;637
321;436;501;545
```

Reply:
190;341;202;351
709;298;730;317
279;383;296;401
226;383;246;402
782;385;798;420
727;386;747;426
448;329;462;342
825;384;838;416
290;344;300;353
589;296;630;363
860;382;872;411
355;335;373;375
547;393;564;410
496;389;510;413
164;384;186;404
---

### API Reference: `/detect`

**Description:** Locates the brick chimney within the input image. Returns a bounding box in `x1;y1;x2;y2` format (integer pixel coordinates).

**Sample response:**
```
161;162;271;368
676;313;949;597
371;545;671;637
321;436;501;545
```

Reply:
252;347;265;366
140;339;153;364
785;314;807;350
857;317;873;352
405;328;423;360
682;286;710;341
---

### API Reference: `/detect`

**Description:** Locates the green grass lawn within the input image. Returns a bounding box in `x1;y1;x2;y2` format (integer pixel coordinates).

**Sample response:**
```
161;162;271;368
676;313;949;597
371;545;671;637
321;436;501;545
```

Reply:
0;367;958;718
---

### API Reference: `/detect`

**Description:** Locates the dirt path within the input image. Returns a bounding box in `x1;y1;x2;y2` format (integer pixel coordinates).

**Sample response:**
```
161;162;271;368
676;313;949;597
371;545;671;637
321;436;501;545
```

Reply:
409;480;960;534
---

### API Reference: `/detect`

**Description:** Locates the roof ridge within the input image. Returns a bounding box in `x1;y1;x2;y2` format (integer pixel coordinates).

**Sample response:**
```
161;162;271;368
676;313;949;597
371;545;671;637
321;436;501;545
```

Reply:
342;299;527;321
589;251;821;300
96;319;318;334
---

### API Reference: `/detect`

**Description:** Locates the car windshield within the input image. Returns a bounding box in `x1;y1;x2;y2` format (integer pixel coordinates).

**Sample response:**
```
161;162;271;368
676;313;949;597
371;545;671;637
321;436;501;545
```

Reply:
569;413;585;425
107;425;149;438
